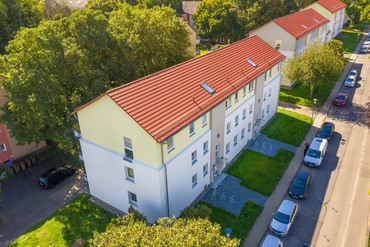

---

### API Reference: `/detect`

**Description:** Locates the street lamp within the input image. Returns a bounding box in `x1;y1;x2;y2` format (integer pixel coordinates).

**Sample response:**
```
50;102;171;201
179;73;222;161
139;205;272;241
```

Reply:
311;99;318;124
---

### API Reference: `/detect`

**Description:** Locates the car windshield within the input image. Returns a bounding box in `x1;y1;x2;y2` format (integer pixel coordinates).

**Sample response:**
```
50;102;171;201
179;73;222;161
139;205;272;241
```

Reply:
274;211;290;224
292;179;306;189
336;95;346;100
322;126;331;133
39;177;47;183
346;78;354;82
349;71;356;76
307;148;321;158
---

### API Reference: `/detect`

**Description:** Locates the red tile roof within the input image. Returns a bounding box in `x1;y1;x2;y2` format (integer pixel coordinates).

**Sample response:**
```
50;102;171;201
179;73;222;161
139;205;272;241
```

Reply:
317;0;346;13
274;8;329;39
76;36;285;143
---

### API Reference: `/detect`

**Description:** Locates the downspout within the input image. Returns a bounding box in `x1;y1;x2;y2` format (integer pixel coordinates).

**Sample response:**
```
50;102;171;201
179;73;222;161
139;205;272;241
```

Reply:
160;142;170;217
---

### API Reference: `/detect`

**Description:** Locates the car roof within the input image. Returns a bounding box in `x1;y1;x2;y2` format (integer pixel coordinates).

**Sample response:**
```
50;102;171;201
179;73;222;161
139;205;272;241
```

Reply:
41;167;58;178
278;199;296;215
310;137;327;149
337;93;347;96
296;170;310;180
261;234;281;247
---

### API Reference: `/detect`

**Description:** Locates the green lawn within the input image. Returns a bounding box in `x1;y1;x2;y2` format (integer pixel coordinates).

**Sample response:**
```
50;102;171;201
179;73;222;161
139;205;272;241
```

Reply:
262;108;311;146
8;194;115;247
199;201;263;240
279;81;336;107
227;149;294;196
335;29;363;54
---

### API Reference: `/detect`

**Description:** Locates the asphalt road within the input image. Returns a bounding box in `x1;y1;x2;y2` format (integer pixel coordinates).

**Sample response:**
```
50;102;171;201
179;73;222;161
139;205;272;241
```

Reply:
280;46;370;246
0;158;82;246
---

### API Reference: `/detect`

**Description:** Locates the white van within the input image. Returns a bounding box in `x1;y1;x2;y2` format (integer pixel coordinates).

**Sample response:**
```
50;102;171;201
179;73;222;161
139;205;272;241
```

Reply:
303;137;328;167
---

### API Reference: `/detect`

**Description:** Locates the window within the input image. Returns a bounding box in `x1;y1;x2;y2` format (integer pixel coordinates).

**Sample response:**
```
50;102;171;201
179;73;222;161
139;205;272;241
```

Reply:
249;80;254;91
202;113;207;127
235;92;239;103
264;72;267;81
191;150;197;165
226;122;231;134
126;167;135;181
128;191;137;204
235;115;239;127
267;104;270;113
203;141;209;155
215;144;220;159
167;136;174;152
192;174;198;188
0;144;7;152
241;128;245;139
242;109;246;120
269;87;271;97
189;122;195;136
203;164;208;177
243;86;246;96
124;137;134;160
248;122;252;132
269;68;272;77
262;109;265;119
277;62;281;71
225;97;231;109
249;103;253;114
234;135;238;146
263;92;266;101
226;142;230;154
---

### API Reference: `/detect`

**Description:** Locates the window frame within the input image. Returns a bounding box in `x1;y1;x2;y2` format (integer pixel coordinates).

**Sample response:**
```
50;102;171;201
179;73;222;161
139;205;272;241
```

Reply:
226;142;230;154
235;115;239;127
191;150;197;165
126;167;135;182
203;163;208;177
203;141;209;155
226;122;231;134
192;174;198;188
124;137;134;160
202;113;207;127
128;191;137;205
167;136;174;153
234;135;238;146
189;122;195;136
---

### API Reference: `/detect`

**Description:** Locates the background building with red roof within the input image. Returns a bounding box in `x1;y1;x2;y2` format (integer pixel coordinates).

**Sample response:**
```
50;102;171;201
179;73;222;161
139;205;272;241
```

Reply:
73;36;285;222
249;8;331;88
305;0;347;41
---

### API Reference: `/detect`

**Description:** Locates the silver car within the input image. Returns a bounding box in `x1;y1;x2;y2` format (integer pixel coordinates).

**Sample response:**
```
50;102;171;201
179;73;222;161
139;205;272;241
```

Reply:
344;75;356;87
260;234;283;247
270;199;298;236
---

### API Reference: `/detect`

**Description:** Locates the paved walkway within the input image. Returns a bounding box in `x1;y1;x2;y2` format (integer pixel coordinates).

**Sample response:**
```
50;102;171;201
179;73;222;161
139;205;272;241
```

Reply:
247;133;297;157
202;175;267;214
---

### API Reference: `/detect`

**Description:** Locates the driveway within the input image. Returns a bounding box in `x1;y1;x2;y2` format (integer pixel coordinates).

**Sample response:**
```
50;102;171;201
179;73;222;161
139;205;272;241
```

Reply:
0;158;83;246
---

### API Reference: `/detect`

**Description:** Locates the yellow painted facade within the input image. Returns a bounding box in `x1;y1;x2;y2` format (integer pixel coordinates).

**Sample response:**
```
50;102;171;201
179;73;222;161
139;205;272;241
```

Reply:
305;4;332;21
263;63;281;86
163;112;209;162
225;82;256;115
77;95;162;166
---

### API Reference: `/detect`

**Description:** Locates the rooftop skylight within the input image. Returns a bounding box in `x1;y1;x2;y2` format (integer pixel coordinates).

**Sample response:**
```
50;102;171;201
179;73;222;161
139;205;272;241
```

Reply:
200;82;215;94
301;24;308;29
246;58;258;68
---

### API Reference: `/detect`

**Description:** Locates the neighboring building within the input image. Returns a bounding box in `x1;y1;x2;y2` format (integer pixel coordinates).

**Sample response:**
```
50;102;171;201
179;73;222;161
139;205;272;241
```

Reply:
73;36;285;223
180;1;201;30
248;8;329;88
304;0;347;41
179;18;198;54
0;76;47;164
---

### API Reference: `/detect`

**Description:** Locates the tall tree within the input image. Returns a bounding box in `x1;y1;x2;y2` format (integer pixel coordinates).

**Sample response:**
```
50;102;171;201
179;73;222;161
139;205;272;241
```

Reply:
0;0;44;53
90;214;240;247
0;9;121;153
342;0;369;25
194;0;244;42
283;42;345;99
108;4;193;78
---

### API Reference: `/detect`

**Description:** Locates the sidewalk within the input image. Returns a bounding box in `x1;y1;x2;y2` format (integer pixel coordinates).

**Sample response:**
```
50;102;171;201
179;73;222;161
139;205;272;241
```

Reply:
243;35;365;246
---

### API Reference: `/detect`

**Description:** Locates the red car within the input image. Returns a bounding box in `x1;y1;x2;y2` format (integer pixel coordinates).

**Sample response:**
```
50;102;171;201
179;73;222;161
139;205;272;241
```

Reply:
333;93;347;106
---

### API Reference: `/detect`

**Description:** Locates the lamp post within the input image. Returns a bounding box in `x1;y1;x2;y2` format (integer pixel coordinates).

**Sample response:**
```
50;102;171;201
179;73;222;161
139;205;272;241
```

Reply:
311;99;318;124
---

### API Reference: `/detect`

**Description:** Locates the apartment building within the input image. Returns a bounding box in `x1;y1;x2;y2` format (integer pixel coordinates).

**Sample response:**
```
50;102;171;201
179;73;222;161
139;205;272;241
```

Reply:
73;36;285;222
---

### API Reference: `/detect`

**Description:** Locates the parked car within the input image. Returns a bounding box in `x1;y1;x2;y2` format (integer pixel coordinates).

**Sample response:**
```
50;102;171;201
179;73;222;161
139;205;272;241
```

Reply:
288;170;311;199
269;199;298;236
333;93;348;107
304;137;328;167
348;69;358;79
316;121;335;140
39;165;75;189
364;41;370;46
360;46;368;54
260;234;283;247
344;75;356;87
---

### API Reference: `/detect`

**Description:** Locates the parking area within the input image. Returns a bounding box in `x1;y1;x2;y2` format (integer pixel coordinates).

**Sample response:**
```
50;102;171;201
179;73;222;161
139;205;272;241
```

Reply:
0;158;83;245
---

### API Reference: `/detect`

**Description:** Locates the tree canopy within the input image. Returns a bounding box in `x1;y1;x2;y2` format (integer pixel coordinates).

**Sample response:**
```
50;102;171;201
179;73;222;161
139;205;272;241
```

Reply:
0;0;44;53
0;5;192;155
283;42;345;99
342;0;370;24
90;214;240;247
